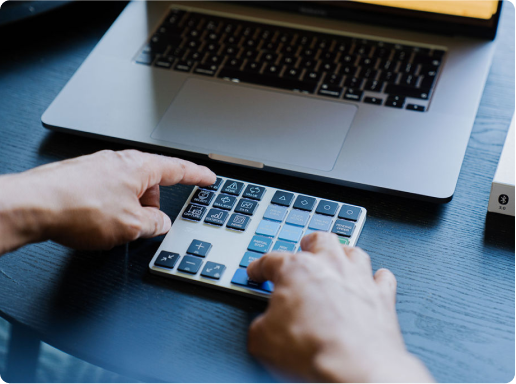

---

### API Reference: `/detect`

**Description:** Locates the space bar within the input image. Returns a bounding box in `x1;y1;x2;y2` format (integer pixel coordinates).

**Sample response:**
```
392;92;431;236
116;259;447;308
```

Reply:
218;69;317;93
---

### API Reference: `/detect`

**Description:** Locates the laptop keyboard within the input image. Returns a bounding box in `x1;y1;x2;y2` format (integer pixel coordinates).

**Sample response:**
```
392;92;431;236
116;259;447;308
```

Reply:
136;8;445;112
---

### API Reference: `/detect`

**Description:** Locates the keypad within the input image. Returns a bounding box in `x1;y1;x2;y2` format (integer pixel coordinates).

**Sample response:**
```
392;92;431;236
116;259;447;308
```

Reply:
153;176;365;299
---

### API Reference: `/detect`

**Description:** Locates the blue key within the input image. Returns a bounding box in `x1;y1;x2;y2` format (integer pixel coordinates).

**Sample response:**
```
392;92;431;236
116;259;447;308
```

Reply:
231;269;274;293
240;251;262;267
278;224;304;243
272;240;296;252
303;229;317;237
248;235;273;253
308;214;332;231
256;220;281;237
286;209;310;227
263;204;288;222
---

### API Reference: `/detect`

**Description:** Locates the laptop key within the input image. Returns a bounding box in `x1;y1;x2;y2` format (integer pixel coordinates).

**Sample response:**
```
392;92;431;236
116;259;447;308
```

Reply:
406;104;426;112
384;84;430;99
177;255;203;274
364;80;384;92
385;97;405;108
271;191;294;206
363;96;383;105
154;55;175;69
174;60;194;72
343;88;363;101
194;64;218;76
218;69;317;93
319;84;343;98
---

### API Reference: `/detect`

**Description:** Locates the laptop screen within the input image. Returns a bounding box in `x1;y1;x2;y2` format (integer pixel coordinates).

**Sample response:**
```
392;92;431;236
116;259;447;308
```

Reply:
254;0;502;39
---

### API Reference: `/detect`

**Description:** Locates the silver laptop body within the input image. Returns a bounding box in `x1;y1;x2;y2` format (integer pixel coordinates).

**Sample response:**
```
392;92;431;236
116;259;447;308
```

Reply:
42;1;499;202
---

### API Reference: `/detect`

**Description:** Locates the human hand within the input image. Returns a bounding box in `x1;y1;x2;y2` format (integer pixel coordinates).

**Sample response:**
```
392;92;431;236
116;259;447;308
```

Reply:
246;232;433;383
0;150;215;252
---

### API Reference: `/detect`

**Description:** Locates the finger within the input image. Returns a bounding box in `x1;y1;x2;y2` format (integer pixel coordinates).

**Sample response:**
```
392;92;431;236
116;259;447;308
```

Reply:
247;252;292;283
300;231;344;259
137;207;172;238
342;245;372;273
374;268;397;307
122;150;216;188
139;185;160;208
247;314;268;358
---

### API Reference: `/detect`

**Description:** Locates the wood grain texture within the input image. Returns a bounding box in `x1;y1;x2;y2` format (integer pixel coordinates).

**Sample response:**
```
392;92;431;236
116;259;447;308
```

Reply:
0;1;514;382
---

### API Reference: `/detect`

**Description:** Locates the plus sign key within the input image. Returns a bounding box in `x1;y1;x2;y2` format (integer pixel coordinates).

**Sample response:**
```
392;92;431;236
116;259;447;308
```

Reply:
186;239;212;257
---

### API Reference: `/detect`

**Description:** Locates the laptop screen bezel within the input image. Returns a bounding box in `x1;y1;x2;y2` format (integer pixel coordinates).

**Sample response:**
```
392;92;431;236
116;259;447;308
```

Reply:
248;1;502;40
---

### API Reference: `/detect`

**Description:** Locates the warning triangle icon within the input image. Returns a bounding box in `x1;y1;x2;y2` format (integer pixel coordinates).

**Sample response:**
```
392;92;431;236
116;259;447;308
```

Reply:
279;196;286;200
228;182;237;189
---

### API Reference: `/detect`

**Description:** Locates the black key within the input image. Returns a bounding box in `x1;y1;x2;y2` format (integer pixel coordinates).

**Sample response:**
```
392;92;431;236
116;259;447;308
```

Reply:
319;84;343;98
355;43;373;56
384;84;430;99
361;68;377;79
185;39;201;50
305;71;322;83
223;23;236;35
218;68;318;93
379;59;395;71
235;199;259;215
191;189;215;205
188;29;201;39
317;39;331;50
241;26;257;38
413;54;441;67
221;180;244;195
419;65;438;78
316;200;339;216
432;49;446;59
406;104;426;112
300;58;317;69
344;77;362;88
373;46;392;59
420;75;436;90
241;49;258;61
281;55;297;66
243;38;258;49
339;65;356;76
194;64;218;76
149;34;168;54
340;54;358;65
154;55;175;69
384;96;405;108
205;54;222;65
279;33;293;44
363;96;383;105
201;42;221;53
412;46;431;55
283;67;301;79
262;41;279;52
170;47;186;59
320;51;337;62
326;73;343;85
364;80;384;92
331;219;355;237
136;52;154;65
260;29;274;40
174;60;194;72
293;195;316;211
224;35;241;45
301;48;316;58
243;185;266;200
164;9;185;25
399;73;417;87
187;239;212;257
204;208;229;226
177;255;203;274
379;71;396;82
201;262;226;280
186;50;204;61
271;191;294;206
205;177;223;191
359;57;376;67
319;61;337;73
343;88;363;101
226;213;251;231
243;61;262;73
261;52;278;63
225;57;243;69
213;194;237;210
223;45;240;57
298;35;313;46
154;251;180;269
205;20;220;32
338;204;361;221
182;204;206;221
393;49;411;63
402;62;417;74
335;41;350;53
281;45;298;55
207;32;221;42
264;64;281;76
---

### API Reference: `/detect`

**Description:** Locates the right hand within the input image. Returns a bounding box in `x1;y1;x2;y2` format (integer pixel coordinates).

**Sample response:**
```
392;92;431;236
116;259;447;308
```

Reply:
247;232;434;383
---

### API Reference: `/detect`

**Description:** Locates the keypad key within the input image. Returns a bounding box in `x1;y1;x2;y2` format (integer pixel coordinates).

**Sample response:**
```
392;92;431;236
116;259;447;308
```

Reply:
316;200;339;216
406;104;426;112
385;96;405;108
201;261;226;280
286;210;310;227
256;220;281;237
293;195;316;211
308;214;333;231
182;204;207;221
191;189;215;205
318;84;343;98
278;224;304;243
240;251;262;268
243;184;266;200
338;204;361;221
231;269;274;293
226;214;251;231
213;194;237;210
331;219;355;237
339;237;350;245
364;96;383;105
187;239;212;257
221;180;244;195
248;235;273;253
205;177;223;191
177;255;203;274
343;88;363;102
263;204;288;222
154;251;180;269
271;191;294;206
235;199;258;215
272;240;296;252
204;208;229;226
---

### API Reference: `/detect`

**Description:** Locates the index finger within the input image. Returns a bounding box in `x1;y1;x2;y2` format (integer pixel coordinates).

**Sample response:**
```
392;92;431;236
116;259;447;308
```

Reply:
247;252;293;283
129;151;217;187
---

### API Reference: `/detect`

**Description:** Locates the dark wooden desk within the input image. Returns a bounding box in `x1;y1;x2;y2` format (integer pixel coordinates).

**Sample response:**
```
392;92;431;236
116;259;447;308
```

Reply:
0;2;514;382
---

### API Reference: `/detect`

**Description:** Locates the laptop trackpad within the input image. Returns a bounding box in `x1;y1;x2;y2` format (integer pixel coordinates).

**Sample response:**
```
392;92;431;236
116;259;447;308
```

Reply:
151;78;357;171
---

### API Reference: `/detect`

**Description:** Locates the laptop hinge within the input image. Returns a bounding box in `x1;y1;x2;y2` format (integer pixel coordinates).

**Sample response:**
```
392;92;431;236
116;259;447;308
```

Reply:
208;153;264;169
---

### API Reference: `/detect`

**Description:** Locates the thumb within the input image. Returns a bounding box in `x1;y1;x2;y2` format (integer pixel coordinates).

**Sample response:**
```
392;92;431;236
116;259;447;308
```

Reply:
374;268;397;308
138;207;172;238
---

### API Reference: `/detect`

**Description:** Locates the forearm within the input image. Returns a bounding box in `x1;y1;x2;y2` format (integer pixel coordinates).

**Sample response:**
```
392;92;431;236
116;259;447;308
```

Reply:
0;173;54;255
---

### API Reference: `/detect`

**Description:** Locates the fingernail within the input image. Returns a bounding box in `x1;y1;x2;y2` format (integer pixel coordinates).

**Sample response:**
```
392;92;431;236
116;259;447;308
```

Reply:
161;214;172;234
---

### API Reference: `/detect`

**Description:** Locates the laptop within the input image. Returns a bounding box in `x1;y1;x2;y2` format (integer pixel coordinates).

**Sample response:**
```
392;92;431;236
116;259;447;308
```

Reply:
41;1;502;203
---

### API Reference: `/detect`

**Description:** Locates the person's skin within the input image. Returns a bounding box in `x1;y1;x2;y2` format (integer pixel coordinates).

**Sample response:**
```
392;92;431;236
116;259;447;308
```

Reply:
0;149;433;382
247;232;434;383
